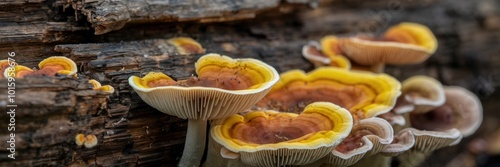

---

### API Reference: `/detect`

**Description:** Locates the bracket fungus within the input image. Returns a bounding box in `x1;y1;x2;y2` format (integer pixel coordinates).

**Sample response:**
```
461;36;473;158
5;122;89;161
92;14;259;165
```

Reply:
394;75;445;114
339;22;437;72
89;79;115;94
209;102;353;167
128;53;279;167
320;117;394;167
302;37;351;69
409;86;483;137
0;60;14;79
167;37;206;55
4;56;77;78
256;67;401;121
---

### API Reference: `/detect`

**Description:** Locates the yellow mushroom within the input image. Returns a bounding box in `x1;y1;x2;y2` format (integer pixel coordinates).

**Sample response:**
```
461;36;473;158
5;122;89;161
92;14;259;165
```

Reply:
339;22;438;72
302;38;351;69
84;134;98;148
167;37;206;55
128;53;279;167
89;79;115;94
75;133;86;146
210;102;353;166
3;65;34;78
256;67;401;122
38;56;78;76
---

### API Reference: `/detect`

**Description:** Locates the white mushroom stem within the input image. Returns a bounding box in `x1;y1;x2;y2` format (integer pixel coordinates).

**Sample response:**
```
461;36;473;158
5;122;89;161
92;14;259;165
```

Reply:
178;119;207;167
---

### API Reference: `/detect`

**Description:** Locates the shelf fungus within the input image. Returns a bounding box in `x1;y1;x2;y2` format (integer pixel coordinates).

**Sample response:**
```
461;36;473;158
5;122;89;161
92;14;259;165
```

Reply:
319;117;394;167
209;102;354;167
128;53;279;167
302;36;351;69
167;37;206;55
75;134;99;149
395;75;445;114
339;22;437;72
0;60;14;79
4;56;77;78
256;67;401;122
89;79;115;94
395;128;462;167
409;86;483;137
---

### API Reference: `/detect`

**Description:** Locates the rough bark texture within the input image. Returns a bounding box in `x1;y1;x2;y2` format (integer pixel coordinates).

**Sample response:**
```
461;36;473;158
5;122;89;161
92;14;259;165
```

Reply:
0;0;499;166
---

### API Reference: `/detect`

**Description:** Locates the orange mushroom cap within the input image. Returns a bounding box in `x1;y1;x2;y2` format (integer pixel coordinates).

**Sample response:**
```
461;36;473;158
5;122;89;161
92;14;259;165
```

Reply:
129;53;279;120
3;65;34;78
167;37;206;55
339;22;438;66
38;56;78;76
211;102;353;166
256;67;401;121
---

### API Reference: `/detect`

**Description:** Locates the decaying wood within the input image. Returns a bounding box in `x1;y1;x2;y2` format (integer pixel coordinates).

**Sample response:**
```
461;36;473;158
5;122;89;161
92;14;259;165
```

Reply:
68;0;319;35
0;0;499;166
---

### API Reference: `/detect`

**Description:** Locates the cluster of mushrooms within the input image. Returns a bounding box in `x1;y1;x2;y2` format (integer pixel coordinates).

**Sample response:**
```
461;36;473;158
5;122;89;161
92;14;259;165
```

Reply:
128;22;482;167
0;56;114;93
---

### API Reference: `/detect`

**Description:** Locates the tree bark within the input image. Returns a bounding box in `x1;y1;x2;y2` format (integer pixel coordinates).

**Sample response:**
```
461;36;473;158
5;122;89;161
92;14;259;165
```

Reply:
0;0;499;166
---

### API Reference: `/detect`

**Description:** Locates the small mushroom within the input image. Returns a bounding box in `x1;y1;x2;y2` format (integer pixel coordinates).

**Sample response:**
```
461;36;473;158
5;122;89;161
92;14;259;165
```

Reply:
380;129;416;157
0;60;14;79
89;79;115;94
37;56;78;76
339;22;437;73
75;133;86;146
167;37;206;54
5;56;77;78
84;134;98;148
209;102;354;166
409;86;483;137
302;37;351;69
3;65;34;78
256;67;401;122
320;117;394;167
395;75;445;114
128;53;279;167
377;111;406;126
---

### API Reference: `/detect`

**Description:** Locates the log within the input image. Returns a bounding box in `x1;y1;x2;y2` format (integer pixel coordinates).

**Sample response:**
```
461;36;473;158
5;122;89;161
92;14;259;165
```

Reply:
0;0;499;166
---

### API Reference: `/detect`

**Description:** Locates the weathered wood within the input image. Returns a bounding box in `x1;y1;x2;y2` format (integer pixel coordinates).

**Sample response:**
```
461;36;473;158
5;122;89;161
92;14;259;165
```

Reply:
0;0;499;166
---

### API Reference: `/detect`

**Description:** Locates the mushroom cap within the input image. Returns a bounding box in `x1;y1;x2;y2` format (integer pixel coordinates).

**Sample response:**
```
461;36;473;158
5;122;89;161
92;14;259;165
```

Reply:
383;22;438;53
75;133;86;146
211;102;353;166
302;40;351;69
256;67;401;120
89;79;115;94
3;65;34;78
167;37;206;54
381;129;416;156
0;60;12;79
398;75;445;114
84;134;99;148
38;56;78;76
378;111;406;126
323;117;394;166
395;128;462;167
410;86;483;137
128;53;279;120
339;22;437;66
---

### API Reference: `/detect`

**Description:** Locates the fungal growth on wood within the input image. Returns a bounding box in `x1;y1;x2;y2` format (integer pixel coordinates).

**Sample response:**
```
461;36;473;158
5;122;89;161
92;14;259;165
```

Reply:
209;102;354;167
128;53;279;167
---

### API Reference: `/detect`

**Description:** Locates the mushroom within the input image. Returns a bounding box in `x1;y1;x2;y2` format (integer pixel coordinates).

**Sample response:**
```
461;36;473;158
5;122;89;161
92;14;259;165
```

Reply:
319;117;394;167
209;102;354;166
302;36;351;69
3;65;34;78
167;37;206;55
256;67;401;122
75;133;86;146
395;75;445;114
409;86;483;137
89;79;115;94
4;56;77;78
339;22;438;73
84;134;99;148
395;128;462;167
0;60;14;79
128;53;279;167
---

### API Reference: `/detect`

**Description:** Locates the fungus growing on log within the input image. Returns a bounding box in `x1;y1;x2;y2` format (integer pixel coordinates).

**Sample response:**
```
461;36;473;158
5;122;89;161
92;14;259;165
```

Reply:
167;37;206;54
128;53;279;167
210;102;353;166
256;67;401;122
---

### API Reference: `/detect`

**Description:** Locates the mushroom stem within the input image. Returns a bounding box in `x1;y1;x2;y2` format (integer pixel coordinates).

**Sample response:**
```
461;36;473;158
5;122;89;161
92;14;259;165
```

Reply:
371;63;386;73
178;119;207;167
350;154;391;167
